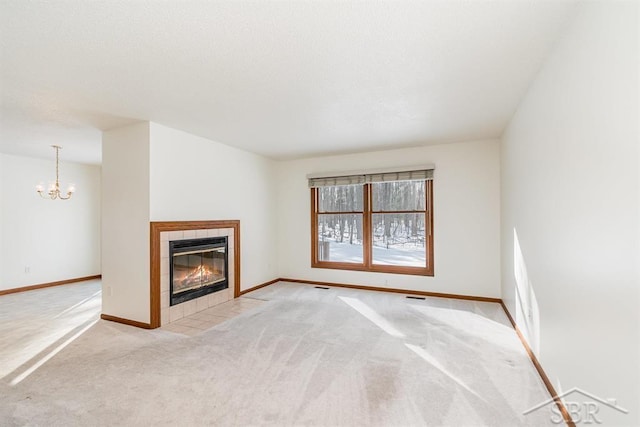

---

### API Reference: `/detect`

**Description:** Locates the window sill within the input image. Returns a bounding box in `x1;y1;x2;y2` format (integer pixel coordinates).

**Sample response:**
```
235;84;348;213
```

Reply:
311;261;434;277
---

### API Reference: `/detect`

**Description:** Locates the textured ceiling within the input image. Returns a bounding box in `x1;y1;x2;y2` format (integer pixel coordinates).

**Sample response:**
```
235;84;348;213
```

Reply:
0;0;579;164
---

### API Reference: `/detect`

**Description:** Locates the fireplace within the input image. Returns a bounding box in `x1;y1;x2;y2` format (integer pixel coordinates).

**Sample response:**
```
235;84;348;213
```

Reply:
169;237;228;306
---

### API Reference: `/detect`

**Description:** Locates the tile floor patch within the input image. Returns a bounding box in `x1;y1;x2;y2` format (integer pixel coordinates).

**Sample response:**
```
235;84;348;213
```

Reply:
160;297;265;336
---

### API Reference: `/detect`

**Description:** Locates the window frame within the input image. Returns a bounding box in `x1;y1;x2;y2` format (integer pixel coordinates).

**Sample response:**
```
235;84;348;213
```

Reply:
311;180;434;276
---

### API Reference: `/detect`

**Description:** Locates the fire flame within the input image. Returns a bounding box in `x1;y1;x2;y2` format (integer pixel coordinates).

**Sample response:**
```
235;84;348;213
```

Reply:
184;264;219;283
175;264;224;292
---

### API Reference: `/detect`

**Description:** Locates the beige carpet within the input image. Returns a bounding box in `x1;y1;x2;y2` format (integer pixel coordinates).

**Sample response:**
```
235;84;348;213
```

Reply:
0;281;557;426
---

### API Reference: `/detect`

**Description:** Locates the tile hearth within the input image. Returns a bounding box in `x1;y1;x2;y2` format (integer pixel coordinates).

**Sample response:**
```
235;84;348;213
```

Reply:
161;296;266;336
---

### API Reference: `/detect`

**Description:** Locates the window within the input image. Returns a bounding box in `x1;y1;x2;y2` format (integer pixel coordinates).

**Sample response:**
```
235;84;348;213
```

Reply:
310;169;434;276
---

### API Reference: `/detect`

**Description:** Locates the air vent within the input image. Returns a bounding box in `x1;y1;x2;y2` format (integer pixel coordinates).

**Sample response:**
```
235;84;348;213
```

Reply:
406;296;426;300
315;286;330;290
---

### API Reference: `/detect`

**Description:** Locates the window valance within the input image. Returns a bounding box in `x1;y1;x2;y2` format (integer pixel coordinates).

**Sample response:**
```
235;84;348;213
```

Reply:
308;166;434;188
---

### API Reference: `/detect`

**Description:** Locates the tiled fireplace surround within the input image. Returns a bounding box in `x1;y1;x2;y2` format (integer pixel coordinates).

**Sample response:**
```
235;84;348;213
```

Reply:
150;221;240;329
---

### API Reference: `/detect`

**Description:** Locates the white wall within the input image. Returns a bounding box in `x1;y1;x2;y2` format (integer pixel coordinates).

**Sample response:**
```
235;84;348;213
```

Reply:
501;2;638;424
149;122;279;290
102;122;150;323
0;155;3;285
277;140;501;298
0;153;101;291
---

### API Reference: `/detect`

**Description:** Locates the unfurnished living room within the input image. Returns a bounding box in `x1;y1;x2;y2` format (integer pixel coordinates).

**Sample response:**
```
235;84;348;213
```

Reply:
0;1;638;426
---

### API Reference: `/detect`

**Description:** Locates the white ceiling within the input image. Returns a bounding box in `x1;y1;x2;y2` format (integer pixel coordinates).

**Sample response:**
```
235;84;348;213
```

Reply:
0;0;579;165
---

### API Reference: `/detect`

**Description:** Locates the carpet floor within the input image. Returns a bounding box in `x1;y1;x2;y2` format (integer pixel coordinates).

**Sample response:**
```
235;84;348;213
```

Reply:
0;280;557;426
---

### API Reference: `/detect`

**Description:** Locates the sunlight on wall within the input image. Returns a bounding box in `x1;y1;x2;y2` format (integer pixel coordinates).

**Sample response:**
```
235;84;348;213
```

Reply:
513;228;540;355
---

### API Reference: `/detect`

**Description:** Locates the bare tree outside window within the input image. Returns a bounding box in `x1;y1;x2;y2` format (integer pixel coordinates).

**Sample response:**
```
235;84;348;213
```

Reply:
371;181;426;267
317;185;363;263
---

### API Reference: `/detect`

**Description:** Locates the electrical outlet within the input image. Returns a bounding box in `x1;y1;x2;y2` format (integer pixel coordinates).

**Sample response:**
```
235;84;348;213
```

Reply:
24;266;30;274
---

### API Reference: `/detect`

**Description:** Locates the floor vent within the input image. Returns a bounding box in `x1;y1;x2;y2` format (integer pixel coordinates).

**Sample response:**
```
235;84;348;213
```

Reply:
406;296;426;300
315;286;330;290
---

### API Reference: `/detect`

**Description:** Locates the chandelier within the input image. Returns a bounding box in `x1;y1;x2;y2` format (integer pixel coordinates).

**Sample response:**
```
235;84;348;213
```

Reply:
36;145;75;200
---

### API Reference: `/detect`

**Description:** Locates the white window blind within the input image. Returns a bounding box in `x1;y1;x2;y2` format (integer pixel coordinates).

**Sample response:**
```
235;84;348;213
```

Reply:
308;175;366;188
308;168;433;188
366;169;433;183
